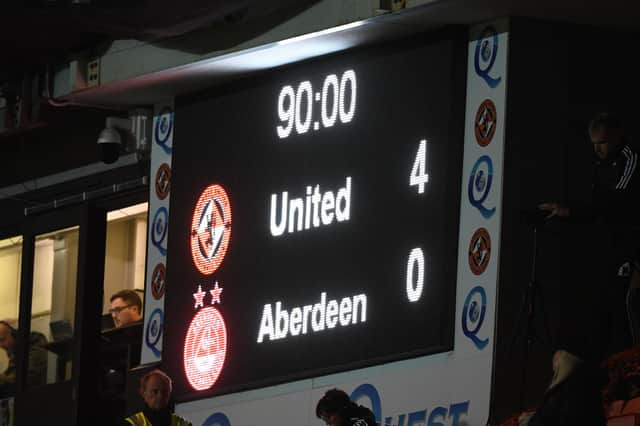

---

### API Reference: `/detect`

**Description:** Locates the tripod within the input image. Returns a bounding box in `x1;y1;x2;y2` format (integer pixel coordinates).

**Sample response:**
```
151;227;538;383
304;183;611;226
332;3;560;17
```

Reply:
509;221;553;411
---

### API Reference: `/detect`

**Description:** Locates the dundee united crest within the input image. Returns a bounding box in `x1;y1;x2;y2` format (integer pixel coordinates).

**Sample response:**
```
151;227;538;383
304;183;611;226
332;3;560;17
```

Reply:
468;228;491;275
190;184;232;275
474;99;497;147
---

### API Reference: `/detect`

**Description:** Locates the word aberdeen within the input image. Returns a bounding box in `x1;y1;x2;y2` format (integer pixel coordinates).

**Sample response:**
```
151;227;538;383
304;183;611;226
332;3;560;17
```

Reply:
257;292;367;343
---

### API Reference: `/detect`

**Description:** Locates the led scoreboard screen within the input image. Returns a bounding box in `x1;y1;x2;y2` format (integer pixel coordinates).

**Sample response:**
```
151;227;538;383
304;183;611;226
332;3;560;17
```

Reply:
165;30;466;399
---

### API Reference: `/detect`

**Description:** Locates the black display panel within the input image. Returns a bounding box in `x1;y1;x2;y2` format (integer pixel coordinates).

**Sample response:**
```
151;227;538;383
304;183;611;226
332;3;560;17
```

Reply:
165;29;466;400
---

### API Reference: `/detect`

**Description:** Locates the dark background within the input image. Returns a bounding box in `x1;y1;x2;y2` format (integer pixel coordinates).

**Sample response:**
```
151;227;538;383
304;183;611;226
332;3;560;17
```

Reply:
164;28;466;401
491;18;640;422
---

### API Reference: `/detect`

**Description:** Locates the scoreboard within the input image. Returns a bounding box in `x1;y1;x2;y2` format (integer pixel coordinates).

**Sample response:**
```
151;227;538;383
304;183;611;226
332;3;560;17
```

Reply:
164;29;467;400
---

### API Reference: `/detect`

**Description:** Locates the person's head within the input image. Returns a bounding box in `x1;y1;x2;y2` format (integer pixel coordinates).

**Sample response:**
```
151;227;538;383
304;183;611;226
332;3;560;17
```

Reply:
109;289;142;328
588;112;624;160
316;388;351;426
0;320;17;353
140;369;172;411
549;349;583;389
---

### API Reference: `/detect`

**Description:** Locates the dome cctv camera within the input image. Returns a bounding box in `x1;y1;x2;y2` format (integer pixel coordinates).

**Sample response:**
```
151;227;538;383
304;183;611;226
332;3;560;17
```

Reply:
97;126;122;164
97;116;132;164
97;113;150;165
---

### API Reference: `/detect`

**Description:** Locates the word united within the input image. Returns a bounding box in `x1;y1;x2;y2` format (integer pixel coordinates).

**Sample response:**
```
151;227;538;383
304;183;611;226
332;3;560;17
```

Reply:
257;292;367;343
269;177;352;236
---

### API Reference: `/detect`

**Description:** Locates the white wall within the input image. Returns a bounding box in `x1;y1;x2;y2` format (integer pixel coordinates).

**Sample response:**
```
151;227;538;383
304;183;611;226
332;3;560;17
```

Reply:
32;239;54;316
0;239;22;320
103;214;148;313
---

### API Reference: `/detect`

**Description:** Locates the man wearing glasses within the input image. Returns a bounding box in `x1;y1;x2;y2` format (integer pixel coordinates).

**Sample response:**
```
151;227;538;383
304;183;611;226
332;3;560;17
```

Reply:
101;290;144;424
110;289;143;328
539;113;640;355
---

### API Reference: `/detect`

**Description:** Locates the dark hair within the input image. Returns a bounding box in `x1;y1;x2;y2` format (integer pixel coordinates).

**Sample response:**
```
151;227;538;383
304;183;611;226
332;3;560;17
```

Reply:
0;320;17;338
110;289;142;312
316;388;351;418
588;112;622;135
140;369;173;394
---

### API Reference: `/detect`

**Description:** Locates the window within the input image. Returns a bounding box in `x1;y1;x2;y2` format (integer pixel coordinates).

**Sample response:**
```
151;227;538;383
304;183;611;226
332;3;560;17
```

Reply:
0;235;23;394
103;202;148;327
0;236;23;320
30;226;79;385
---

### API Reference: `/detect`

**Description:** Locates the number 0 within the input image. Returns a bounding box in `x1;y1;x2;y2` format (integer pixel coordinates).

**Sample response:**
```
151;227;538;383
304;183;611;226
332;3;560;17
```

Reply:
406;247;425;302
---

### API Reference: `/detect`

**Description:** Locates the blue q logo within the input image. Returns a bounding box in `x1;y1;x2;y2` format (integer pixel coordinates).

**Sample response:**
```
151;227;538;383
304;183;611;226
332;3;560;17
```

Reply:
474;26;502;88
468;155;496;218
349;383;469;426
462;286;489;349
202;412;231;426
351;384;382;423
154;106;173;154
145;308;164;357
151;207;169;255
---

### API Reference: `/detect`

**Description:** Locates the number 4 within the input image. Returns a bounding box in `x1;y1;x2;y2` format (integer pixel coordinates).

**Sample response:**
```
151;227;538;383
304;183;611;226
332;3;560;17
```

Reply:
410;139;429;194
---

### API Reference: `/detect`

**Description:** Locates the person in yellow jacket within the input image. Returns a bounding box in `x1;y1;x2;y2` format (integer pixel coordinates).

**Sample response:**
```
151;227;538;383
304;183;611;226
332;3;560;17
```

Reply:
124;369;192;426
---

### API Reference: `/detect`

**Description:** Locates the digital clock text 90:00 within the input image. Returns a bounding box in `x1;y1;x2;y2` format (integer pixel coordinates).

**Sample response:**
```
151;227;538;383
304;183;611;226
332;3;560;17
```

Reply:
276;70;356;139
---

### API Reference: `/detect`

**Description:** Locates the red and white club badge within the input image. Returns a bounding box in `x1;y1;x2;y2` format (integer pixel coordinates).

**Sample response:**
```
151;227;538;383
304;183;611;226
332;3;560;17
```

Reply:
474;99;497;147
151;263;166;300
155;163;171;201
468;227;492;275
183;305;228;391
190;184;232;275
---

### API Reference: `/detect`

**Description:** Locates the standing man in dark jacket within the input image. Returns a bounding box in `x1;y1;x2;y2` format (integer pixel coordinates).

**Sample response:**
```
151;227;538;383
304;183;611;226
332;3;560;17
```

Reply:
539;113;640;353
316;388;377;426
